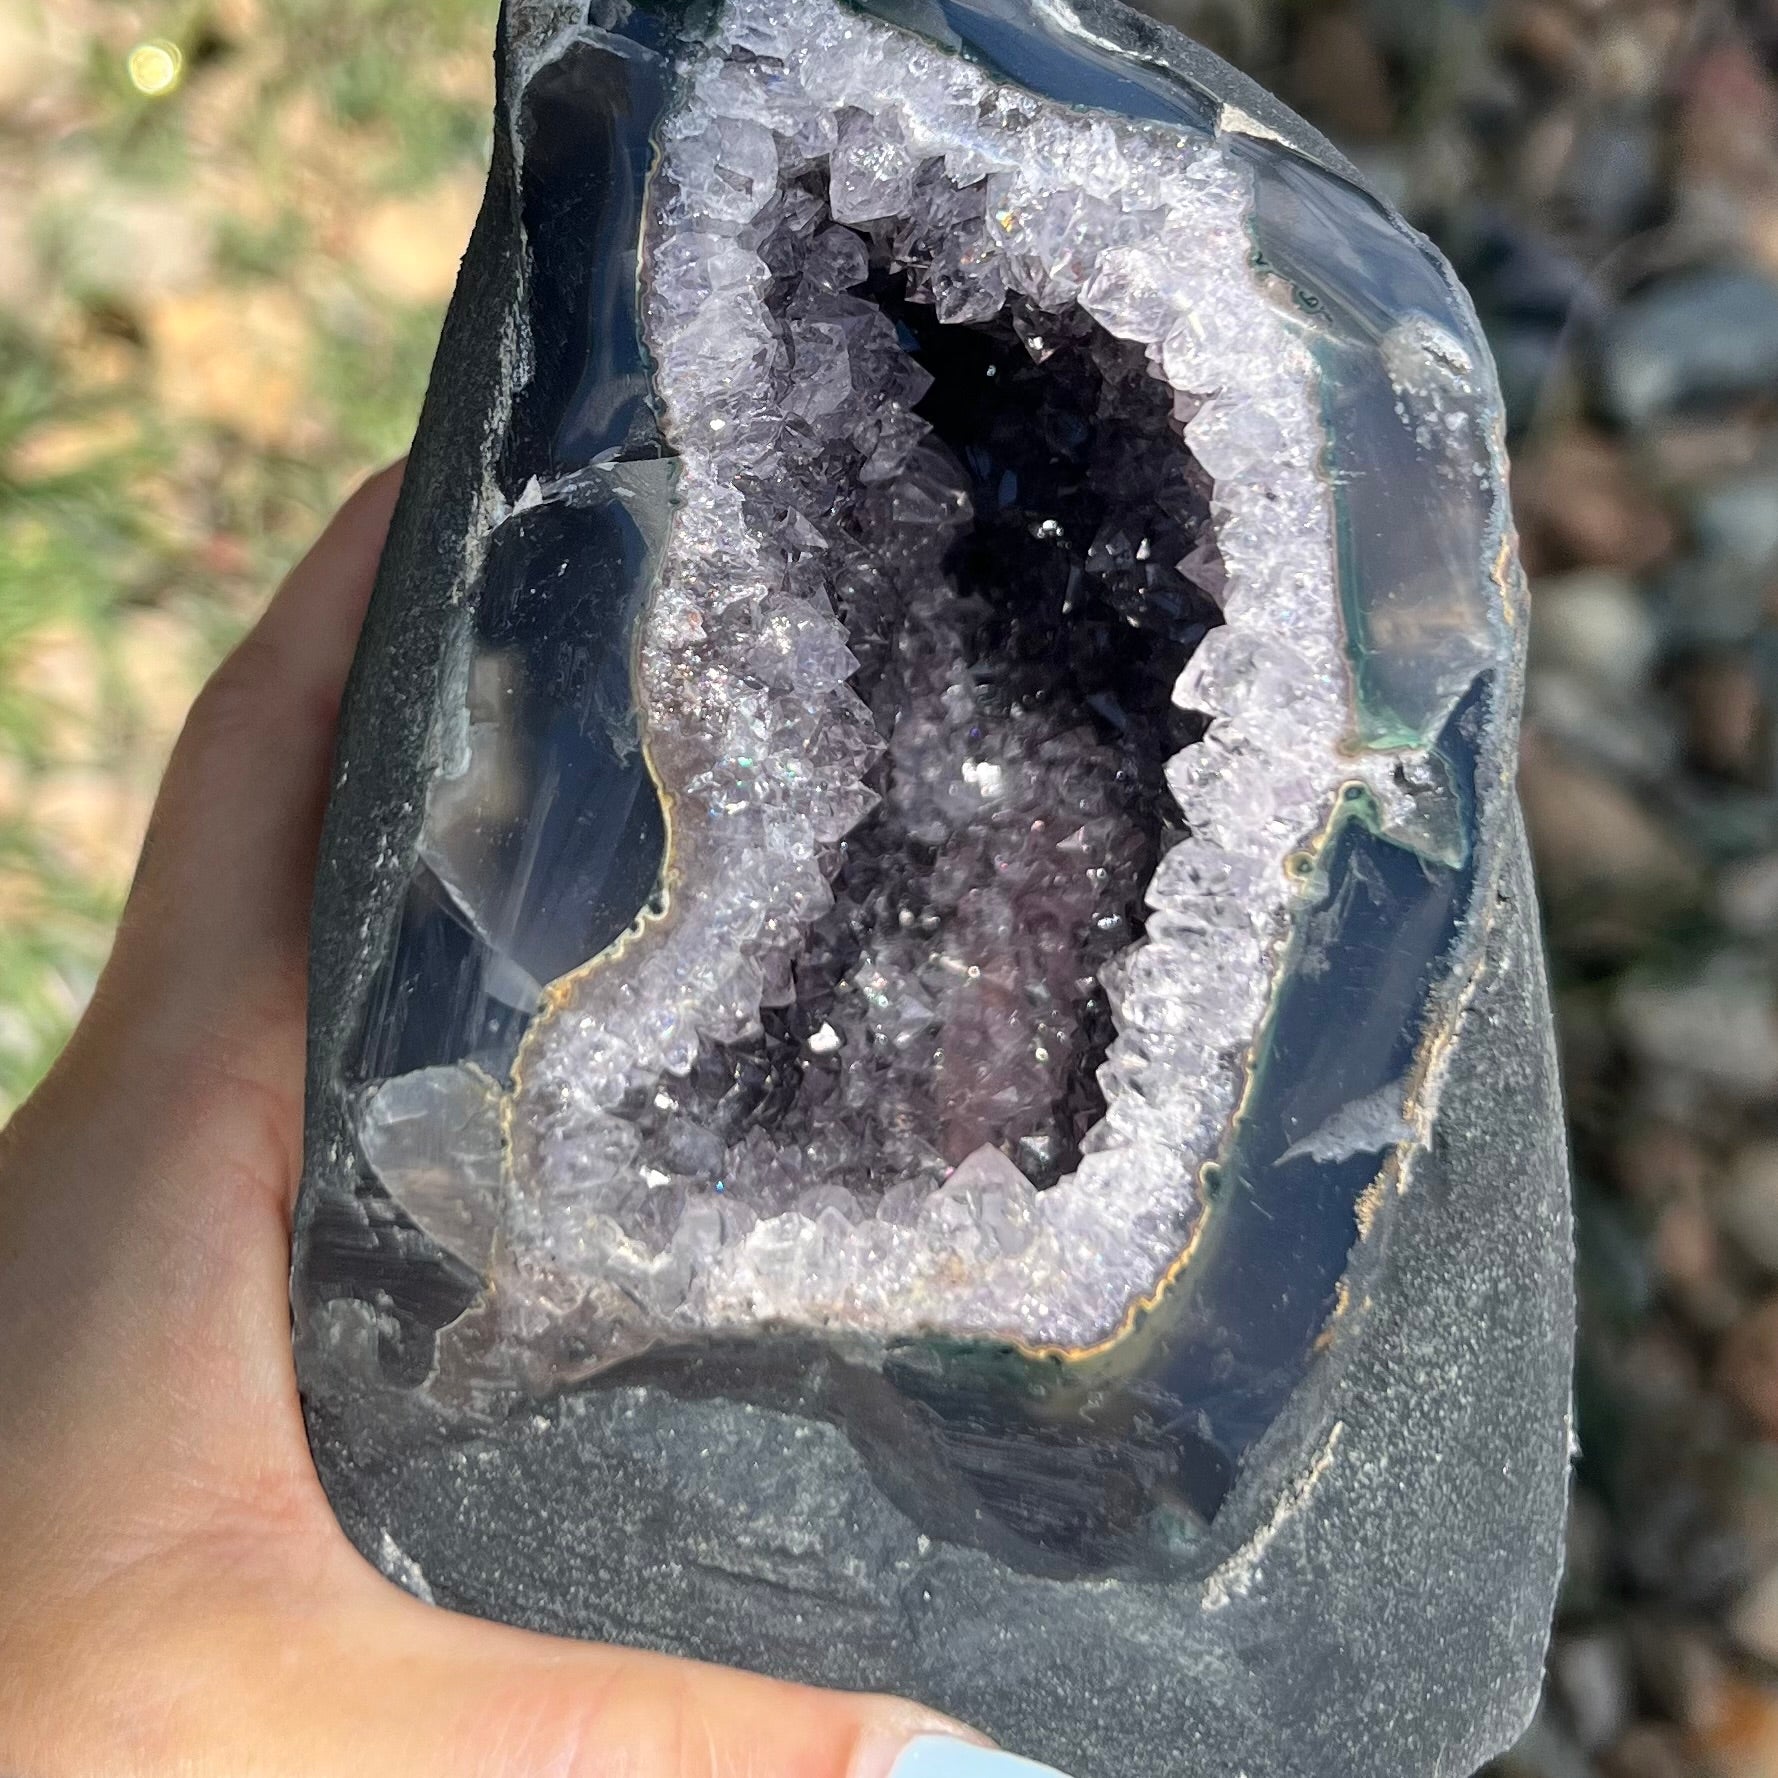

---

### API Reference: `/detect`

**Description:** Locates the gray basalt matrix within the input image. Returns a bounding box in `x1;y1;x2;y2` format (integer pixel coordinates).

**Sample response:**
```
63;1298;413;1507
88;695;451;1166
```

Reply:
294;3;1574;1774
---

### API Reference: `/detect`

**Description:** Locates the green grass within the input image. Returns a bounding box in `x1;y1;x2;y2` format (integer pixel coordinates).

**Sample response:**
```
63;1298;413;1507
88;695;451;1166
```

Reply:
0;0;497;1116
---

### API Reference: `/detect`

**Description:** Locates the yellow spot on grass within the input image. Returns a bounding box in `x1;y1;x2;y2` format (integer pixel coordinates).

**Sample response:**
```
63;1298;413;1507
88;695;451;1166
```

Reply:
127;40;182;97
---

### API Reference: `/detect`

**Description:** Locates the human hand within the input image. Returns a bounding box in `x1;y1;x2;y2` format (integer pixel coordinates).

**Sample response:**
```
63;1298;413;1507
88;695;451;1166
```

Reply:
0;465;1019;1778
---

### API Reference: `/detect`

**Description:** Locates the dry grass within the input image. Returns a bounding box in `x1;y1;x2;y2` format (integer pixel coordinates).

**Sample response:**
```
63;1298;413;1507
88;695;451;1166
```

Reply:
0;0;497;1113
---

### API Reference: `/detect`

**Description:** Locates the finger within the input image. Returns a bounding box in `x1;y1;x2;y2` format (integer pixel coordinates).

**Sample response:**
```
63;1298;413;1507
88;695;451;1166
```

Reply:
303;1593;985;1778
4;460;405;1364
45;1535;1013;1778
250;457;410;706
109;458;406;1085
0;466;406;1528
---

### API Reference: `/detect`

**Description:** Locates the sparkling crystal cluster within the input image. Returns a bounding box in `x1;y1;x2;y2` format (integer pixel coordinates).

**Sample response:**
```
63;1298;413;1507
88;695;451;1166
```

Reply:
431;0;1389;1358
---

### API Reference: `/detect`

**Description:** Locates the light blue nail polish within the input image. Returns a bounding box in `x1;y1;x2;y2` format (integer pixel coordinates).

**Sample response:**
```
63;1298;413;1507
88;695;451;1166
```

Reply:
890;1733;1077;1778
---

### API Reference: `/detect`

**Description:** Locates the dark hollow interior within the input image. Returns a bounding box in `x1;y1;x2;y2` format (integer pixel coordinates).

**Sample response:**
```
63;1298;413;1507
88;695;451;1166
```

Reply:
620;174;1225;1215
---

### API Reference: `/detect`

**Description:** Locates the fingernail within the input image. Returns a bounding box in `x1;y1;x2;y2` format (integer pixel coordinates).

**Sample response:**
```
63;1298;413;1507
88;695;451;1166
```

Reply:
886;1731;1077;1778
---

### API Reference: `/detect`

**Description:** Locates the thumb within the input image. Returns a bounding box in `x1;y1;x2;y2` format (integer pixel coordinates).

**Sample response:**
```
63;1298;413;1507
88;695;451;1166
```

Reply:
341;1587;992;1778
103;459;407;1105
137;1538;1018;1778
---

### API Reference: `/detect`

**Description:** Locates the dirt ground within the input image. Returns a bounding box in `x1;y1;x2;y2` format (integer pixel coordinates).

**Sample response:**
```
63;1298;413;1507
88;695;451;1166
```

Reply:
5;0;1778;1771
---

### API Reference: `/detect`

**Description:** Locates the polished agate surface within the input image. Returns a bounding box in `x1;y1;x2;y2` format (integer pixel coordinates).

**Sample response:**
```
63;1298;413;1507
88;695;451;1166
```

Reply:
318;0;1522;1551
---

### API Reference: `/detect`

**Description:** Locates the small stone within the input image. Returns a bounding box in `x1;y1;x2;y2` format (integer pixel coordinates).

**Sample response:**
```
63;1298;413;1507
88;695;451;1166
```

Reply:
1489;323;1566;434
1613;1118;1708;1212
1696;1676;1778;1778
1615;1326;1703;1425
1721;857;1778;942
1692;473;1778;582
1600;1724;1697;1778
1513;429;1675;575
1618;961;1778;1101
1594;20;1663;103
1653;1196;1742;1336
1529;569;1658;694
1524;663;1671;782
1629;1618;1729;1735
1285;11;1395;143
1717;1144;1778;1275
1557;1487;1616;1618
1520;731;1701;943
1675;652;1765;783
1733;1565;1778;1667
1646;415;1772;486
1675;44;1778;201
1559;114;1659;238
1599;267;1778;425
1718;1297;1778;1440
1518;111;1582;210
1550;1631;1633;1753
1502;3;1589;82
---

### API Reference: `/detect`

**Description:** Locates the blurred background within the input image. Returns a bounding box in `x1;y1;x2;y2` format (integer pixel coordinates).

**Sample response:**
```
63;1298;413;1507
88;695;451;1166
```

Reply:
0;0;1775;1771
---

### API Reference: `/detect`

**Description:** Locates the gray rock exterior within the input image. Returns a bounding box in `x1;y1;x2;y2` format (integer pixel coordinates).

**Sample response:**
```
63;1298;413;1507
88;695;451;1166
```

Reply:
294;4;1574;1772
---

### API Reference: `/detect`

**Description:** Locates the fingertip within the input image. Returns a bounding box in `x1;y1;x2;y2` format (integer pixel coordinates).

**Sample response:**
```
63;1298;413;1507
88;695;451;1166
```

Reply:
849;1714;1004;1778
343;455;409;515
95;458;412;1082
253;455;407;654
348;456;409;522
868;1733;1076;1778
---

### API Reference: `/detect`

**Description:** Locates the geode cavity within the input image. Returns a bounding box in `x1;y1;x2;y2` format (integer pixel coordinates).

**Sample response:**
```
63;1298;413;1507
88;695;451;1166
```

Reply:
295;3;1573;1774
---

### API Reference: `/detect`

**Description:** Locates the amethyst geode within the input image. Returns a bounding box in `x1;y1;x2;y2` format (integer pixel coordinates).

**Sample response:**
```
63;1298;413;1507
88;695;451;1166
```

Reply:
294;2;1573;1772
